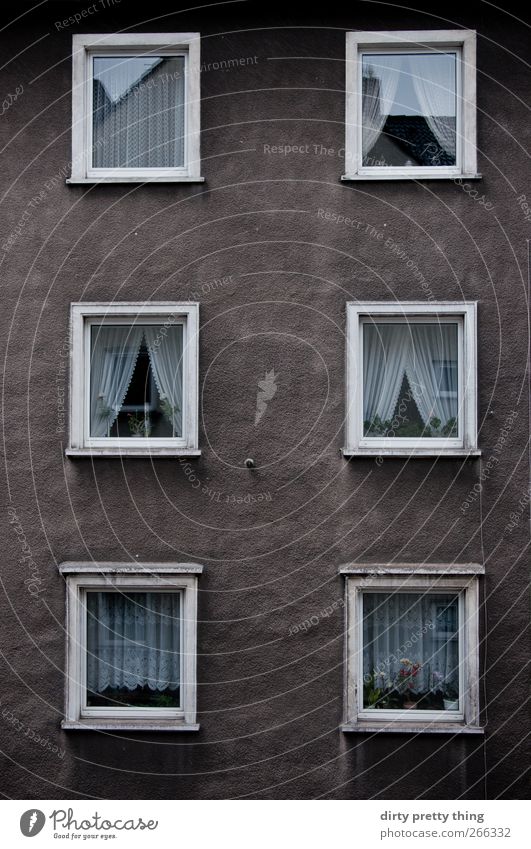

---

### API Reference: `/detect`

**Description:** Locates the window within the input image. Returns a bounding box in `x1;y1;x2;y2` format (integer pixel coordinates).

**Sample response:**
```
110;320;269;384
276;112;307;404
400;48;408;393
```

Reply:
344;30;477;179
341;564;483;733
70;34;202;182
344;302;478;457
61;563;201;730
68;303;199;456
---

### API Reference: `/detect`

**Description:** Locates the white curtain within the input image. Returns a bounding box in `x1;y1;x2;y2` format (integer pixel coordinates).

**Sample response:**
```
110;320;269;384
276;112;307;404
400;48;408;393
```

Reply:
86;592;181;694
362;55;402;160
363;323;458;430
144;326;183;437
363;592;459;695
90;325;144;437
405;324;458;427
93;55;185;168
409;53;456;161
363;324;411;423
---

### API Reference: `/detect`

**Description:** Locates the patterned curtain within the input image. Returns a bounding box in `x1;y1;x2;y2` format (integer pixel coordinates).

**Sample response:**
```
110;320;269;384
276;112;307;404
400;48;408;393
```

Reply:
86;591;181;694
92;55;185;168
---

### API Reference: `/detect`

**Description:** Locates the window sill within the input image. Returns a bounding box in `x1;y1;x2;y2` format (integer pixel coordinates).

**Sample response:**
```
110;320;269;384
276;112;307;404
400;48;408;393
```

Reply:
341;721;484;735
66;448;201;458
341;173;482;182
342;447;481;459
67;176;205;185
62;719;200;732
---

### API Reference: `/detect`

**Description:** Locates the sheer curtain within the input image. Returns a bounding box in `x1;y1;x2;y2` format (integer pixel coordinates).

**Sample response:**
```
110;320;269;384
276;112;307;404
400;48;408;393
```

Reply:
405;324;458;427
362;55;402;161
86;592;181;695
363;324;411;423
93;56;185;168
409;53;457;162
363;592;459;695
90;325;144;437
144;325;183;437
363;322;458;431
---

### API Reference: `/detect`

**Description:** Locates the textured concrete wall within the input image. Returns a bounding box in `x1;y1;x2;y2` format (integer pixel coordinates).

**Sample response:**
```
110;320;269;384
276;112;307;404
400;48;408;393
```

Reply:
0;1;529;799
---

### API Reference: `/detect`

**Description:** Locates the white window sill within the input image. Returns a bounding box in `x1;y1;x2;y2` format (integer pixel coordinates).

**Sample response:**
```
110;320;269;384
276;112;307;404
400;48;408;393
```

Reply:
341;173;482;182
342;447;481;458
66;448;201;458
341;721;484;735
62;720;200;732
67;176;205;185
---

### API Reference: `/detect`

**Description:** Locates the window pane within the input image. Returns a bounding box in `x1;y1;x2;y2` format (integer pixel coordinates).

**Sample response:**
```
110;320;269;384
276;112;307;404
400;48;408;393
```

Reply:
362;52;457;167
92;56;185;168
86;591;181;708
363;322;458;438
362;592;460;711
89;324;183;438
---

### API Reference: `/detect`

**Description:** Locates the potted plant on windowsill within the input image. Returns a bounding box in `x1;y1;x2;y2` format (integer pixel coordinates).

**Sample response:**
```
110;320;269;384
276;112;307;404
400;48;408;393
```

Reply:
364;415;458;439
442;686;459;712
160;396;180;438
431;671;459;711
127;412;151;438
95;396;115;437
363;670;391;709
395;658;422;709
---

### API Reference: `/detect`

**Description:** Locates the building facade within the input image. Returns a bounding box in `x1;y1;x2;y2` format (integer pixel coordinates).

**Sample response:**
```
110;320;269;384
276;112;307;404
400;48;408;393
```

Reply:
1;0;529;798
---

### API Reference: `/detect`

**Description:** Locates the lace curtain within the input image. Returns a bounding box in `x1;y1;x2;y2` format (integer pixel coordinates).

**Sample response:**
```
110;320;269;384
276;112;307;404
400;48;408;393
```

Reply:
92;55;185;168
363;592;459;694
86;591;181;694
361;52;456;164
409;53;457;162
363;323;412;422
90;325;144;437
144;326;183;436
363;322;458;429
406;324;458;427
362;55;402;161
89;324;183;438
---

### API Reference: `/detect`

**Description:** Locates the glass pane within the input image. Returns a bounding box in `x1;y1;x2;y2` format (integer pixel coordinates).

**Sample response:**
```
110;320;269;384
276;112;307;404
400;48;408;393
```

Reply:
89;324;183;438
86;591;181;708
92;56;185;168
363;322;459;438
362;52;457;167
362;592;460;711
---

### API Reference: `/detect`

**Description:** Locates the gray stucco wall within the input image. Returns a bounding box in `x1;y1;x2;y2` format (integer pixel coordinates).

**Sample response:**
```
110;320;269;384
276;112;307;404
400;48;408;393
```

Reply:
0;1;529;798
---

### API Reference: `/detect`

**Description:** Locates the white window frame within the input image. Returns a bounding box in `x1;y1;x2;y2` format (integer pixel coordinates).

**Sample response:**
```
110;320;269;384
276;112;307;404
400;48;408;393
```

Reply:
60;562;202;731
343;30;478;180
67;302;200;457
341;564;484;734
70;33;203;183
344;301;478;457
